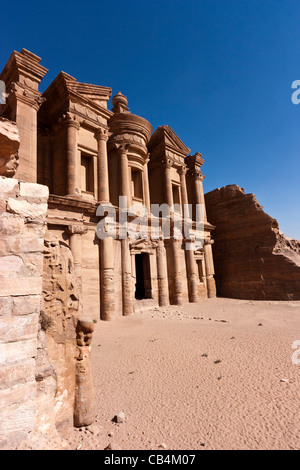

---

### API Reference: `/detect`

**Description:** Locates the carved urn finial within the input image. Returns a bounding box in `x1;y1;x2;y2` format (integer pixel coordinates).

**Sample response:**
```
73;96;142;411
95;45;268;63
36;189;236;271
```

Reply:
112;91;129;113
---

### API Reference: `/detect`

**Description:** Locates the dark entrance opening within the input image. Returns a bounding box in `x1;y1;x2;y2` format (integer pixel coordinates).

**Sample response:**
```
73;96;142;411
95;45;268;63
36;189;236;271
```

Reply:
135;253;151;300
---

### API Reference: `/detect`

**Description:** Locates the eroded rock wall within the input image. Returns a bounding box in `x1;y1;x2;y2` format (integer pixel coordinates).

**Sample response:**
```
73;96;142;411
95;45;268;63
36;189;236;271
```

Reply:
0;176;49;449
0;116;95;449
41;238;95;430
205;185;300;300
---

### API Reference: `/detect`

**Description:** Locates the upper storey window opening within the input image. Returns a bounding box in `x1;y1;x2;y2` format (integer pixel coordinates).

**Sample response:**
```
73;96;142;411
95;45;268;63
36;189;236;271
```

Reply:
131;168;143;202
81;152;94;194
172;183;181;213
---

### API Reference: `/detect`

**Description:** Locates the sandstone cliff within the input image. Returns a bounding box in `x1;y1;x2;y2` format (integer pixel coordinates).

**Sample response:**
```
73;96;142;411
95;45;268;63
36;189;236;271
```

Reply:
205;185;300;300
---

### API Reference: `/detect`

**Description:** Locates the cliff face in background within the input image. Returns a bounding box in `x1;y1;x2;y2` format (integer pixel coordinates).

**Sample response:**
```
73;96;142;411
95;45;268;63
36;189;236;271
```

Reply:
205;185;300;300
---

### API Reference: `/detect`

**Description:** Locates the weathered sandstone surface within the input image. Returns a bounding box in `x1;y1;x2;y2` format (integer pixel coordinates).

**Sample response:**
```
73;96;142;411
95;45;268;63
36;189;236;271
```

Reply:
0;118;95;449
0;118;20;177
205;185;300;300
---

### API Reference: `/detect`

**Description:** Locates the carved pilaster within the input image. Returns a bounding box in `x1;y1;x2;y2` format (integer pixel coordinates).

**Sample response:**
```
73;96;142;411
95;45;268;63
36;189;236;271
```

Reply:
100;237;116;321
179;164;190;219
204;239;216;298
116;143;131;206
0;49;48;182
95;127;110;203
156;239;169;307
185;247;198;303
163;157;174;208
143;155;151;212
121;238;134;316
62;113;81;196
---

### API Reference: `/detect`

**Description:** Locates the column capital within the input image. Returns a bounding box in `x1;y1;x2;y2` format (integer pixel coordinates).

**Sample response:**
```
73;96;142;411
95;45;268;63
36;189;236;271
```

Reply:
178;164;187;176
115;143;130;155
162;157;173;169
7;81;46;112
60;112;80;130
66;225;88;236
193;169;205;181
95;127;109;142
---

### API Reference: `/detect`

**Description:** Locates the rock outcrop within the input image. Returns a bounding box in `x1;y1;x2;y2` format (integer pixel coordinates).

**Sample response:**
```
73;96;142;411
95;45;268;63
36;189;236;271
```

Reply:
0;118;95;450
205;185;300;300
0;176;49;449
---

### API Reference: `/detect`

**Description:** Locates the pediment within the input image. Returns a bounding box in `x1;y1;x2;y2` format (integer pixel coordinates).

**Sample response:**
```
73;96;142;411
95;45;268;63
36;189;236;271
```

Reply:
43;71;111;103
40;72;112;124
148;125;191;156
65;80;112;104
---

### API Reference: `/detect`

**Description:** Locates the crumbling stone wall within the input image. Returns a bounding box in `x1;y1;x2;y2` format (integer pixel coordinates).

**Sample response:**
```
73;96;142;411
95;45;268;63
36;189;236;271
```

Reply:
205;185;300;300
0;113;96;449
0;176;49;449
0;177;96;449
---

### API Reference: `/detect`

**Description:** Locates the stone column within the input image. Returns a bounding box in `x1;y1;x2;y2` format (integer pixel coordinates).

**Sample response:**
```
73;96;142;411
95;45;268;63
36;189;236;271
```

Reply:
96;128;110;203
65;113;80;196
37;128;51;188
143;156;151;213
121;238;133;316
156;239;169;306
179;165;190;218
100;237;115;321
194;171;207;223
0;49;48;183
128;165;133;207
163;158;173;209
204;240;216;298
117;143;131;207
185;246;198;303
169;238;183;305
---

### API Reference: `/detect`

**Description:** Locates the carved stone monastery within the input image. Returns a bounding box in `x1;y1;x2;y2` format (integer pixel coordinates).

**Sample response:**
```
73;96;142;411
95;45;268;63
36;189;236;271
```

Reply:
0;49;215;449
0;49;299;449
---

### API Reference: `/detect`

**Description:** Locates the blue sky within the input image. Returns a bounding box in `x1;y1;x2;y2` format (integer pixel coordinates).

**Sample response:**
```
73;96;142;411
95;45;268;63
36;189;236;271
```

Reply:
1;0;300;238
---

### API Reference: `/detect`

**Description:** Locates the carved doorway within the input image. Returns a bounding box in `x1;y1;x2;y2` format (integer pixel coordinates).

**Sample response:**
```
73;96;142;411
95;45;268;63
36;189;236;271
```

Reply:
135;253;151;300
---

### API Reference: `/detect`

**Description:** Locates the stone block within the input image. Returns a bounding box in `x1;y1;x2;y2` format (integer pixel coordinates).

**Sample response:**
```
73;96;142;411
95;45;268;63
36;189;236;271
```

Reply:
0;381;36;409
0;398;36;447
19;182;49;200
0;313;38;343
0;339;37;365
0;255;24;277
0;297;12;317
12;296;40;316
0;277;42;297
0;214;25;236
0;199;6;213
21;252;43;277
0;359;35;390
7;198;47;219
3;236;44;255
0;177;18;196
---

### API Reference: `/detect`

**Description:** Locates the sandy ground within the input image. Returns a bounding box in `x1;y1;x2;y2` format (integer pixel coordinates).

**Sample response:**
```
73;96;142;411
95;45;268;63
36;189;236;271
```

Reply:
60;298;300;450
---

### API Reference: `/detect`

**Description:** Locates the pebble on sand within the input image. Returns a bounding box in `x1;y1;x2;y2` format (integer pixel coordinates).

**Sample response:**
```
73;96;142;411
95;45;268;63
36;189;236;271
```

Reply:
113;411;126;423
105;442;122;450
